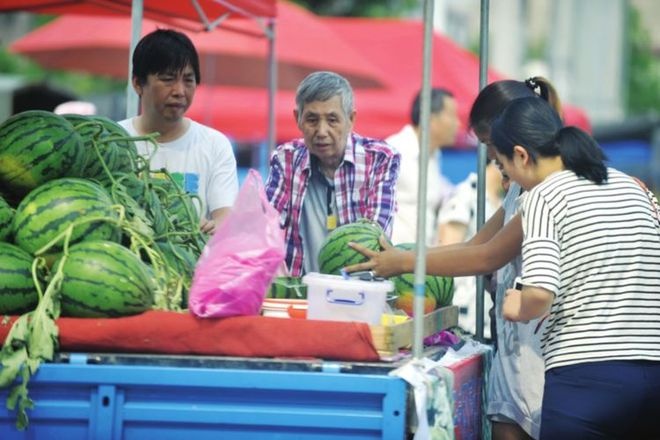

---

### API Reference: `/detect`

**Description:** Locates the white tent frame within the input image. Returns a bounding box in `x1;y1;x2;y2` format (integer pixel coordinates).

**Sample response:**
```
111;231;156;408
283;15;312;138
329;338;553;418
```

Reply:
413;0;490;355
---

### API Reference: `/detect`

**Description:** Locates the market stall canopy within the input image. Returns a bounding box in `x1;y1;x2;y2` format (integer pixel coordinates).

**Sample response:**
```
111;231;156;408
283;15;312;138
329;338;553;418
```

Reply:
186;17;507;143
0;0;277;31
8;3;387;90
188;16;591;143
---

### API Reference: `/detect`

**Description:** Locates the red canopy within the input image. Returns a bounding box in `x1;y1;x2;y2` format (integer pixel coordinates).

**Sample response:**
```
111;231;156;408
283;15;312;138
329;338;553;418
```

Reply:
189;16;591;143
187;17;505;143
0;0;277;30
9;4;387;90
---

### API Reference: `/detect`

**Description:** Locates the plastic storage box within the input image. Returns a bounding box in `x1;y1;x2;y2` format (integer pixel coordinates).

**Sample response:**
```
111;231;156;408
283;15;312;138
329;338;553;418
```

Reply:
302;272;393;324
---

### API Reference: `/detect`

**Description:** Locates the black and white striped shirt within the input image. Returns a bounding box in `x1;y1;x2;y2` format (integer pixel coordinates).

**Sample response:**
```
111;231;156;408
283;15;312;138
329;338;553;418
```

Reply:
520;168;660;370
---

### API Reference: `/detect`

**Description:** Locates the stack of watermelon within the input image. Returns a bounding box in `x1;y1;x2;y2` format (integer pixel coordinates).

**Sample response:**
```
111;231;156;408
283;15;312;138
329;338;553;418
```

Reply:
0;110;202;318
316;219;454;316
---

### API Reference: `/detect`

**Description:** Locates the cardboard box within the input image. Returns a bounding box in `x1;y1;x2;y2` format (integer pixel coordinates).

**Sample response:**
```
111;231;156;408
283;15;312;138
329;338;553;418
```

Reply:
369;305;459;356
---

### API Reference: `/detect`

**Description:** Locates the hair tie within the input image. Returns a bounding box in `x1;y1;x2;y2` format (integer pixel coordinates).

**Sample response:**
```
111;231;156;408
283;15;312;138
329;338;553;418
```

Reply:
525;77;549;101
525;77;539;94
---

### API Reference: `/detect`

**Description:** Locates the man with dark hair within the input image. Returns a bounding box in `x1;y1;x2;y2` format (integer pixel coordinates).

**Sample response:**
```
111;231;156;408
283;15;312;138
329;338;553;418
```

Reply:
119;29;238;234
265;71;400;276
388;87;459;244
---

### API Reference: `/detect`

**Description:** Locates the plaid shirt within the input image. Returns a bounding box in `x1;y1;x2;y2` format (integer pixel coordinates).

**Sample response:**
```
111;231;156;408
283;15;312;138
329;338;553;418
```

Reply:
265;133;400;276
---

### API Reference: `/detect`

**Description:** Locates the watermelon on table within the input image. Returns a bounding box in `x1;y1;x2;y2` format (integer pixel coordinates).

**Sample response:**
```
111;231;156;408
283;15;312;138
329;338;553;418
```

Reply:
317;218;390;275
0;242;42;315
267;276;307;299
0;195;13;242
12;178;121;260
389;243;454;308
0;110;85;197
55;240;155;318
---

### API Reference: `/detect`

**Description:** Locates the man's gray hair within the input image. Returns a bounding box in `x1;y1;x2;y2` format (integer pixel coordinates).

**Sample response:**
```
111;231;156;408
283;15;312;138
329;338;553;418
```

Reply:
295;71;354;123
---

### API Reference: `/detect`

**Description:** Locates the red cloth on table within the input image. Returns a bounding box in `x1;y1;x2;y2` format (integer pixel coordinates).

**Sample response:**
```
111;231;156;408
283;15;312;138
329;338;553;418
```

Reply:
0;310;380;362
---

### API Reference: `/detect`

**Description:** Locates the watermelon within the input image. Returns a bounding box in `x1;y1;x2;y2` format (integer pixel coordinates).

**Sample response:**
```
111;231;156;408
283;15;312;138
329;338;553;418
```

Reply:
56;240;154;318
63;114;136;185
389;243;454;308
12;178;121;260
0;110;85;197
267;276;307;299
0;242;42;314
317;219;390;275
0;195;13;241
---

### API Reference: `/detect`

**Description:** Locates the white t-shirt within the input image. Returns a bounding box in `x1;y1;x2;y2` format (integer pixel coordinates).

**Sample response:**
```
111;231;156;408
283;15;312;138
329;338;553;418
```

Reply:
387;124;452;245
119;118;239;219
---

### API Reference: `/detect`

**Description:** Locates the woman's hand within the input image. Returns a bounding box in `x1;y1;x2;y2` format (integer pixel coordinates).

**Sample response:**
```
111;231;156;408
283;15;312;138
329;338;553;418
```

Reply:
343;235;411;278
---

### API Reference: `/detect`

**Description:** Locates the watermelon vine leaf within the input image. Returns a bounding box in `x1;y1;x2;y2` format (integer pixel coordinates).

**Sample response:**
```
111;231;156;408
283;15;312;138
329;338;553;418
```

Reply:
0;258;64;430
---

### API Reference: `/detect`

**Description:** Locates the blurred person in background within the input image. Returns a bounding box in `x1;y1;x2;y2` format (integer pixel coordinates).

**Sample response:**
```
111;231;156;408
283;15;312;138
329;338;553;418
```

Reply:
388;87;459;245
119;28;238;235
12;82;77;115
436;159;504;338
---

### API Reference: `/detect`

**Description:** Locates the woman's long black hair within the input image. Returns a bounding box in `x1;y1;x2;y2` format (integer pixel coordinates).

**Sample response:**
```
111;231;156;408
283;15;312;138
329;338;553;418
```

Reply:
490;97;608;184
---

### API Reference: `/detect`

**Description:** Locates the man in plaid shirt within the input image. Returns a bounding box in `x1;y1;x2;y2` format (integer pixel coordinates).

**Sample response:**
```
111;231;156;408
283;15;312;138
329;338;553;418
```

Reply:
265;71;400;276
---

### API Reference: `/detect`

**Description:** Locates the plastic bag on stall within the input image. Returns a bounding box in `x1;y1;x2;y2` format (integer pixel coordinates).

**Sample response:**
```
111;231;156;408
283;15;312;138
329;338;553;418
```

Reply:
188;169;286;318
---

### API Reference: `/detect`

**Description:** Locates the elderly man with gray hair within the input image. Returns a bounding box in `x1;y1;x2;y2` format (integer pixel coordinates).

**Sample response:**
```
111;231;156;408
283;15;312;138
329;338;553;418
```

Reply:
265;71;400;277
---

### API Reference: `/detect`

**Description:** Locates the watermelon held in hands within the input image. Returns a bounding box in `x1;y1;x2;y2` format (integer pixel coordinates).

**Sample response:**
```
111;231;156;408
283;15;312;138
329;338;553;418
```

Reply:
55;240;155;318
0;110;86;197
0;242;43;315
389;243;454;308
317;218;390;275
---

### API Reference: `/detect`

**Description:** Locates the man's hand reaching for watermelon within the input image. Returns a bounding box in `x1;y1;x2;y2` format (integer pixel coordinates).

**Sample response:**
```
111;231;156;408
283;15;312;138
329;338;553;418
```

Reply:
344;235;413;278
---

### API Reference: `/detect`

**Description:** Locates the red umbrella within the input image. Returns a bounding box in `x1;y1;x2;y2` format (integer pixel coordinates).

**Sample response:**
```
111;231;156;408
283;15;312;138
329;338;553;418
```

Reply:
188;16;590;143
0;0;277;31
186;17;505;143
9;3;387;90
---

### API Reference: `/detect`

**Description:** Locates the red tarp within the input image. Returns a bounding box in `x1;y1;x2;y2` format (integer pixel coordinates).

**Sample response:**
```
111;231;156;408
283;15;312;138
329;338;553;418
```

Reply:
9;3;387;90
0;310;381;362
0;0;277;30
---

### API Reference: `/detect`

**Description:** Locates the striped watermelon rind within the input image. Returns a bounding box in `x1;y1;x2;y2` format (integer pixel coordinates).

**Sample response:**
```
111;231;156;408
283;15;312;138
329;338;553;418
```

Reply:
0;110;85;196
56;240;155;318
0;242;42;315
317;219;390;275
12;178;121;258
389;243;454;308
0;195;13;242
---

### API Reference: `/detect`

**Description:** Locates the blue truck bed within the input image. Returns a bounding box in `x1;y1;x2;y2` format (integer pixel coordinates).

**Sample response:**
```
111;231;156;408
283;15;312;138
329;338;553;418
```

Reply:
0;353;410;439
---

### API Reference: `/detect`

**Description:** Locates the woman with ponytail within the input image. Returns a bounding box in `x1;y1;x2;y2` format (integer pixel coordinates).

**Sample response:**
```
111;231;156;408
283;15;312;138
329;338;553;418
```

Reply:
491;96;660;439
348;78;562;440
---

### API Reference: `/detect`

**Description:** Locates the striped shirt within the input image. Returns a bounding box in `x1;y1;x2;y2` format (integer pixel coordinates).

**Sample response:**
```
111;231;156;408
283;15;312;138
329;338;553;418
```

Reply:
265;133;400;276
520;168;660;370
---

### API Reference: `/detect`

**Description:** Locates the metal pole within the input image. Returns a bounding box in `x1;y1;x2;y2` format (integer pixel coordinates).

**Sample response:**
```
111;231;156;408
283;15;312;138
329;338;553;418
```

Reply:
474;0;490;340
267;19;277;153
125;0;143;118
413;0;434;359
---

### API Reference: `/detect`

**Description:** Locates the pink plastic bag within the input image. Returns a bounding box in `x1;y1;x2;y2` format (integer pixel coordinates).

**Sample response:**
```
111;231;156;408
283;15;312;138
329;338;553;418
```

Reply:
189;169;285;318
